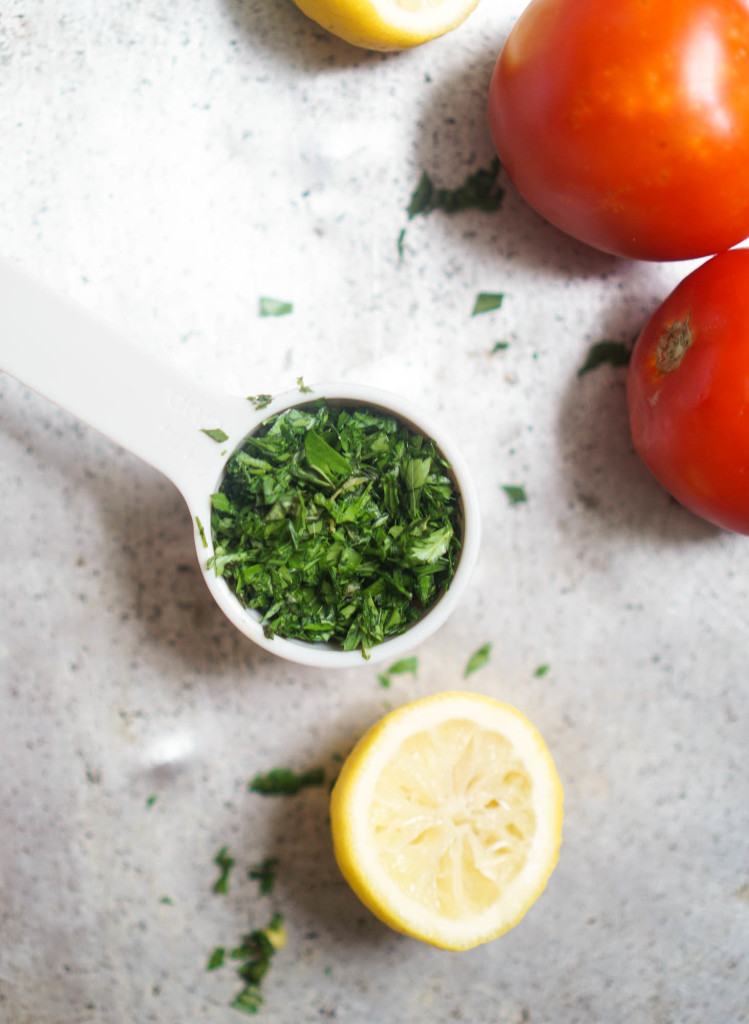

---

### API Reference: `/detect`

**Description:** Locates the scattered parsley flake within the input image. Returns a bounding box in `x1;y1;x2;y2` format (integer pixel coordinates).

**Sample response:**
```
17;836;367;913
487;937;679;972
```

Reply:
502;485;527;506
248;767;325;796
195;516;208;548
229;912;286;1015
207;947;226;971
146;794;158;808
578;340;632;376
397;227;406;263
297;377;313;393
213;846;235;894
207;401;462;655
201;427;229;443
379;656;419;687
248;857;279;896
534;663;551;678
472;292;504;317
407;158;503;220
464;642;492;678
159;896;174;905
248;394;273;410
259;297;293;317
491;341;510;353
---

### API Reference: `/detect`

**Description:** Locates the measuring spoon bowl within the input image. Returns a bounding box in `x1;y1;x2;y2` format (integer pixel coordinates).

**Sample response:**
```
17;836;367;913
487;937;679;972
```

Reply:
0;259;480;668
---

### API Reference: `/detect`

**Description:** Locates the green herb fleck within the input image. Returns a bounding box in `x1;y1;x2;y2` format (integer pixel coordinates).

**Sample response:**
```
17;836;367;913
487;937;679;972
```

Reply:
377;655;418;688
229;912;286;1015
534;663;551;678
407;158;503;219
146;794;158;808
159;896;174;905
397;227;406;263
249;857;279;896
259;297;293;317
297;377;313;393
207;946;226;971
213;846;235;894
196;516;208;548
248;394;273;410
464;642;492;678
249;767;325;796
502;485;527;506
201;427;229;443
472;292;504;317
577;340;631;376
207;400;462;655
324;965;333;977
491;341;510;353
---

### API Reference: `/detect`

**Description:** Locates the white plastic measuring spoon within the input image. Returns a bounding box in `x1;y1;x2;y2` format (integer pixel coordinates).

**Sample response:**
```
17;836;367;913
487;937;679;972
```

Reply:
0;259;480;668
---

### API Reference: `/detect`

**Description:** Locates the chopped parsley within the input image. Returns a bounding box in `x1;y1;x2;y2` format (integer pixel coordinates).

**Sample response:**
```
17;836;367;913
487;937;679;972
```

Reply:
464;642;492;678
296;377;313;393
229;912;286;1015
208;401;462;655
249;857;279;896
195;516;208;549
502;485;527;506
159;896;174;905
534;663;551;678
213;846;235;894
577;340;632;376
491;341;510;353
248;394;273;410
248;767;325;796
259;297;293;317
201;427;229;443
145;794;158;808
407;158;503;219
472;292;504;317
207;947;226;971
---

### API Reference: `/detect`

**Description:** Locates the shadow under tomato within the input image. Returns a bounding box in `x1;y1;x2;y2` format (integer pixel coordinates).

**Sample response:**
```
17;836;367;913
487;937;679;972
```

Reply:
405;44;624;282
554;299;722;544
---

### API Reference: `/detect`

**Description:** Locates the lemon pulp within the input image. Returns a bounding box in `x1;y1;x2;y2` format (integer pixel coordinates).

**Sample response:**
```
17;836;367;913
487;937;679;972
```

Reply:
372;720;535;919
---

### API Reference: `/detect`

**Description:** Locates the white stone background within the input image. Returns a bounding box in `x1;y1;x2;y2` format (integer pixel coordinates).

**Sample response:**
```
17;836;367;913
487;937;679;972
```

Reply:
0;1;747;1022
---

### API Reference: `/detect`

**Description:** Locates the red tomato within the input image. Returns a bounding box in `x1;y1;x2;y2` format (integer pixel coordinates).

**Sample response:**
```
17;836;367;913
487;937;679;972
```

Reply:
487;0;749;261
627;248;749;532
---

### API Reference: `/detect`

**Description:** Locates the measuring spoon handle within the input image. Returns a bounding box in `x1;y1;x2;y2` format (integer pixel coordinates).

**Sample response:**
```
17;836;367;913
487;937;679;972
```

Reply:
0;258;250;499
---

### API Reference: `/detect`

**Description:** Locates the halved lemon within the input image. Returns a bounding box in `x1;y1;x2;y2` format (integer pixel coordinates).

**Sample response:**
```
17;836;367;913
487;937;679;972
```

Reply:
330;691;563;950
291;0;482;51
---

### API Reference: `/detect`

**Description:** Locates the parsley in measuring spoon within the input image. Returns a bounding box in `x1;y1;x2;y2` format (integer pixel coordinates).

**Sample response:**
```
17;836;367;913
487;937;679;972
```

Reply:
208;402;462;656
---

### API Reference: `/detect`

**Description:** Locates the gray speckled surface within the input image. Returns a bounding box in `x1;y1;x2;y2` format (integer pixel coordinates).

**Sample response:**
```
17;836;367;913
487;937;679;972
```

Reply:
1;2;748;1022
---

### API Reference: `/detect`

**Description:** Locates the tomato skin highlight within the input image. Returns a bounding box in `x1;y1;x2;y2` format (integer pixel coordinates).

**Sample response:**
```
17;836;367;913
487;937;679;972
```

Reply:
488;0;749;261
627;249;749;533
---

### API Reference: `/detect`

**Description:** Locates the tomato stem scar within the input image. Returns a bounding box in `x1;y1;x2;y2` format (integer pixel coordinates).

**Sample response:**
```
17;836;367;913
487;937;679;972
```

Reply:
655;314;693;374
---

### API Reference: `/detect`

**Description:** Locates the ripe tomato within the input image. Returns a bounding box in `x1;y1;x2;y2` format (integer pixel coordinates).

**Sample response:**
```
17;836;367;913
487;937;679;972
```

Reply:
487;0;749;261
627;248;749;533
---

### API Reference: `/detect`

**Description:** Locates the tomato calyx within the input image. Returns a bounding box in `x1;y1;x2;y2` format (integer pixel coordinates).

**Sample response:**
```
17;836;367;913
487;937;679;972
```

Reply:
655;315;693;375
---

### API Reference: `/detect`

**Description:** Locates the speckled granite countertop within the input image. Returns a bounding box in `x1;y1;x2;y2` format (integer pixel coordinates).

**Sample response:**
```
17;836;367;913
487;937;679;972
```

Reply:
1;2;747;1022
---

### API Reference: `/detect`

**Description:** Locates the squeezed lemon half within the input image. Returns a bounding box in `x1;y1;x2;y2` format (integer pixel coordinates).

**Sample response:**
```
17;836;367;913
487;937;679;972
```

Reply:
291;0;482;51
330;691;563;950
